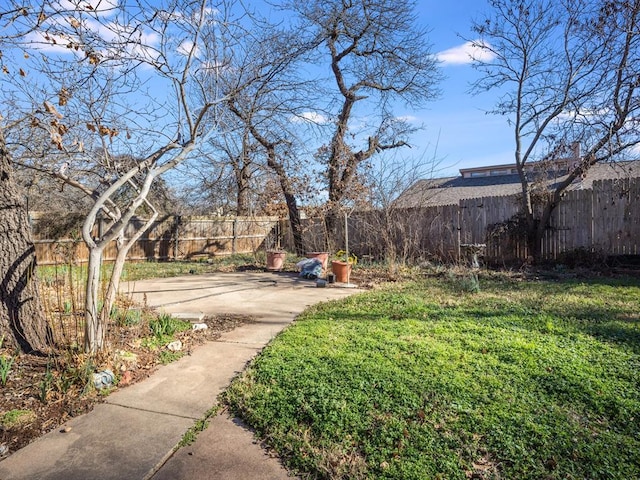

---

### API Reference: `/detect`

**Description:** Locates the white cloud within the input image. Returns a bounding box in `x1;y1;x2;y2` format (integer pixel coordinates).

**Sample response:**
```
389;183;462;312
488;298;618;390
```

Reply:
177;40;196;57
24;31;75;54
52;0;119;18
436;40;495;66
396;115;419;123
291;111;330;124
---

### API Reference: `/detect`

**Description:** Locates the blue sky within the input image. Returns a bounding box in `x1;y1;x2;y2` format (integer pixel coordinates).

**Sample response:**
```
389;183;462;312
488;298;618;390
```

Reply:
7;0;514;180
254;0;514;178
408;0;515;177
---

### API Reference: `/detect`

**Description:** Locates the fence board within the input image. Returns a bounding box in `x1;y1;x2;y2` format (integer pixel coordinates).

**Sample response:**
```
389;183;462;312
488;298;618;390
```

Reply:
32;215;280;265
32;178;640;266
289;178;637;265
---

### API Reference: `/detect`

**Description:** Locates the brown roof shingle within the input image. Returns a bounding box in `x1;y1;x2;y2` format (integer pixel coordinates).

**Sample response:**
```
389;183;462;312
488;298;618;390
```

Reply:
396;160;640;207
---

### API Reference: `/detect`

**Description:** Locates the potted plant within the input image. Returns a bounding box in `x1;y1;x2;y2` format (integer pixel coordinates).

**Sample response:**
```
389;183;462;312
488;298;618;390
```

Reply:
266;250;287;271
331;250;357;283
305;251;329;271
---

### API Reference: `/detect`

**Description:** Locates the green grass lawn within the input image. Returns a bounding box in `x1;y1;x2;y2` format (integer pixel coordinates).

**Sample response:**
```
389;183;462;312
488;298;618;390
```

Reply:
224;274;640;479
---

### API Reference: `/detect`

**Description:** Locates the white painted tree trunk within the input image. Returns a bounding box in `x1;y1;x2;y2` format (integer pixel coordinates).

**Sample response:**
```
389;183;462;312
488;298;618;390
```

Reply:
100;213;158;327
84;246;105;354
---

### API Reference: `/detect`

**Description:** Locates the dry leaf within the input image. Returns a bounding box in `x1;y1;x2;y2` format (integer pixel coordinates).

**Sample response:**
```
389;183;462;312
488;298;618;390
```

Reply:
69;17;81;29
19;68;26;77
43;101;63;119
59;88;70;106
50;132;63;150
56;123;68;135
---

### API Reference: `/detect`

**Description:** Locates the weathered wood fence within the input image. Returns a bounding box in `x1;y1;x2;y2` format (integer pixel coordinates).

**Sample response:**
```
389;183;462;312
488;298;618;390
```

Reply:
292;178;639;264
32;215;282;265
31;178;639;266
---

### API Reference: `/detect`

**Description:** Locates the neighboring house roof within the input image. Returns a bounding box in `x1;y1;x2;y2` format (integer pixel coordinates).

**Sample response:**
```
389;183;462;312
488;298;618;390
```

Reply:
395;160;640;207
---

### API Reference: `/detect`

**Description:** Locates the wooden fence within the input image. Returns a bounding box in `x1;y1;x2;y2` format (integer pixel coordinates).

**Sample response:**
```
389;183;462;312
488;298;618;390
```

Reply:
32;215;282;265
290;178;639;264
31;178;639;266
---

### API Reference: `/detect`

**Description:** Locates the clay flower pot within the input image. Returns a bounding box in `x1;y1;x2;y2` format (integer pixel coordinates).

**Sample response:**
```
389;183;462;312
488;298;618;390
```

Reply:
305;252;329;271
266;251;286;271
331;260;352;283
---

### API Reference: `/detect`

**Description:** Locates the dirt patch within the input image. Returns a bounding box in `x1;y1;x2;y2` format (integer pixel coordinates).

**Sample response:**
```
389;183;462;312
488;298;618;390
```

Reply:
0;313;254;457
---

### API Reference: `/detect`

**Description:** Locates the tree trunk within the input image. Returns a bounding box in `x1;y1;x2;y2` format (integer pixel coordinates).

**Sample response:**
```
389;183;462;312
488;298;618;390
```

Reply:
0;128;51;353
526;224;542;264
235;163;251;216
270;158;304;255
100;213;158;328
84;247;105;354
283;191;304;256
261;145;305;255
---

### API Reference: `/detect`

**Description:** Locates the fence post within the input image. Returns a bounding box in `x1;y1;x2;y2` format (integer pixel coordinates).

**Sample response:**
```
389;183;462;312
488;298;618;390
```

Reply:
231;217;238;255
232;218;238;254
456;203;462;263
172;215;181;260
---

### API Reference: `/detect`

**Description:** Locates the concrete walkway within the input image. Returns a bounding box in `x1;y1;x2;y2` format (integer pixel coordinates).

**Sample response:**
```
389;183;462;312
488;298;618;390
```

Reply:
0;272;361;480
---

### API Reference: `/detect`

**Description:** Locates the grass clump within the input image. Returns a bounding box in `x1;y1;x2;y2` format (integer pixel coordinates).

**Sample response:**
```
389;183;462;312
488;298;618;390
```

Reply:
1;410;36;429
142;314;190;364
224;275;640;479
178;405;220;448
0;355;14;386
149;313;190;339
38;354;96;403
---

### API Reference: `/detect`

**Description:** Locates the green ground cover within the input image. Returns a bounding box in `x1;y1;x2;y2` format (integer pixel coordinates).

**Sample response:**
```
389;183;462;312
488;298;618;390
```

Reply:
224;275;640;479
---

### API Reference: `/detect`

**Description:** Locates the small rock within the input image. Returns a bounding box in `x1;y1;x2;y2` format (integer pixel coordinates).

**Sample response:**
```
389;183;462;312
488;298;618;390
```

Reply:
192;323;208;331
166;340;182;352
0;444;9;457
61;427;72;433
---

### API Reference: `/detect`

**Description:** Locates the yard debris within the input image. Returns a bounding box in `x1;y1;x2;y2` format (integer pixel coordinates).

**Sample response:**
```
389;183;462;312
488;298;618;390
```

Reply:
92;370;115;390
296;258;323;279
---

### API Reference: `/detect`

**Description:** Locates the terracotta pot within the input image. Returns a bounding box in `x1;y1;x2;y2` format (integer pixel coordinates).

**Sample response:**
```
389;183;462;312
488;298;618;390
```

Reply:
266;251;286;271
331;260;352;283
305;252;329;271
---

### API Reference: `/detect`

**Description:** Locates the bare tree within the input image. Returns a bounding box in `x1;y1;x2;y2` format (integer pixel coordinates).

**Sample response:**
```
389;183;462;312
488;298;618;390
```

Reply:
219;22;320;254
190;112;265;216
287;0;441;248
1;0;243;353
471;0;640;261
358;146;446;267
